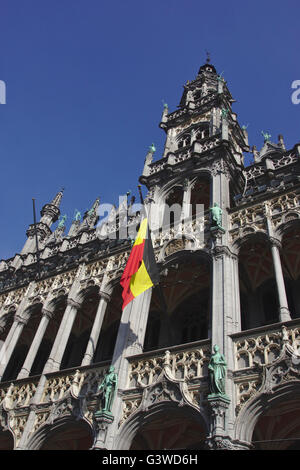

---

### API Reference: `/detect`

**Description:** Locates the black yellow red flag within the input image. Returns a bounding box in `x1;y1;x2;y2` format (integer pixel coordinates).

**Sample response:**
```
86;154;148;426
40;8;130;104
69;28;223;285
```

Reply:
120;218;159;310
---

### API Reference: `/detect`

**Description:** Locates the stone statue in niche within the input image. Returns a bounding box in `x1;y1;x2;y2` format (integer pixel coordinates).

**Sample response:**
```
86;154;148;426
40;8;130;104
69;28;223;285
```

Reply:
96;366;118;416
210;202;223;229
208;344;228;397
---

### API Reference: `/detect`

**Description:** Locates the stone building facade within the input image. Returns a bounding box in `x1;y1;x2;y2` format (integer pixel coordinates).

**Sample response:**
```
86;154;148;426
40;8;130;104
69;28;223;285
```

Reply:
0;61;300;450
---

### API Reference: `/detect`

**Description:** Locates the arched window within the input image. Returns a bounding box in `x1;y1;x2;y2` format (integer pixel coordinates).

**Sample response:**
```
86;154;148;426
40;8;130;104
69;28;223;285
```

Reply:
195;125;209;140
190;177;210;215
177;133;191;149
173;291;209;345
162;186;184;230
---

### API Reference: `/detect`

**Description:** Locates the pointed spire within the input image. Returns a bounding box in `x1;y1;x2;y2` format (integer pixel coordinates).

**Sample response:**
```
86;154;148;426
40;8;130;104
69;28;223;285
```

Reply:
50;188;64;208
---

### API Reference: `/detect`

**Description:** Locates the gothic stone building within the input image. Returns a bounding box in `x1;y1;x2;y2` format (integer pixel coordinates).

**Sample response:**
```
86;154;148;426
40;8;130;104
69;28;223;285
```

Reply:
0;61;300;451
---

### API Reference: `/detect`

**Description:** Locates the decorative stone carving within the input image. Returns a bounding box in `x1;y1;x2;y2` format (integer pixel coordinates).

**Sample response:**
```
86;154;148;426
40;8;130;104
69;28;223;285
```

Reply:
122;349;207;428
234;325;300;416
260;341;300;395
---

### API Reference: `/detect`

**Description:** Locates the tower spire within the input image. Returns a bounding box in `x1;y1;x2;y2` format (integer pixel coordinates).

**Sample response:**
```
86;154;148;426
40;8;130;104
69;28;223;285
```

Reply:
50;188;64;208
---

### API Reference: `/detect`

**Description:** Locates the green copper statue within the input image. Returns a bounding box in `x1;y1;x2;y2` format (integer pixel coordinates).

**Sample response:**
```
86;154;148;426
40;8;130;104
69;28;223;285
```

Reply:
74;209;81;221
57;214;67;228
208;345;227;397
97;366;118;415
221;107;229;119
149;143;156;153
261;130;271;142
210;202;223;229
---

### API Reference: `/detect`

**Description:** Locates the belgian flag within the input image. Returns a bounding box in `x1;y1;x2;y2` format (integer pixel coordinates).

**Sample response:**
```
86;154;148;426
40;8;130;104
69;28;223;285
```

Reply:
120;218;159;310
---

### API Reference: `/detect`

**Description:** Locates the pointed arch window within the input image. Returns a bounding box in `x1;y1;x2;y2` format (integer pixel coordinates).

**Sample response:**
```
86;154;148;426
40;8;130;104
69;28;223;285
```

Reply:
178;133;191;149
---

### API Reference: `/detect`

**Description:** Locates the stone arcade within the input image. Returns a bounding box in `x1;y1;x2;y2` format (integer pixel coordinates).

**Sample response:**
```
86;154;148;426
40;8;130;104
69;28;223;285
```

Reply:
1;61;300;450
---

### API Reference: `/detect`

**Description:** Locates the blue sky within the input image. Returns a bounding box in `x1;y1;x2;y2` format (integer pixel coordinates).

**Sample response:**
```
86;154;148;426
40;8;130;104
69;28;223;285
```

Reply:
0;0;299;259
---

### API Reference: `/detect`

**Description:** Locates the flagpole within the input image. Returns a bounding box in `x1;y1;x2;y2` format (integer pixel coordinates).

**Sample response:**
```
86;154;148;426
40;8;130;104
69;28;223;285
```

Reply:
137;184;150;228
32;198;41;280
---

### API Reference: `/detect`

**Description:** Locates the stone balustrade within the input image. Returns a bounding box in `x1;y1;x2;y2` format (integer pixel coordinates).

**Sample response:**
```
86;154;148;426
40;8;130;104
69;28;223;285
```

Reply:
231;319;300;414
126;340;211;389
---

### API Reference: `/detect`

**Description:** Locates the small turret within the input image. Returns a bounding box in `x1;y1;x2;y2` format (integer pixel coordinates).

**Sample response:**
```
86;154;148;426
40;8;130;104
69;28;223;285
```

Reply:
21;189;65;255
40;188;64;228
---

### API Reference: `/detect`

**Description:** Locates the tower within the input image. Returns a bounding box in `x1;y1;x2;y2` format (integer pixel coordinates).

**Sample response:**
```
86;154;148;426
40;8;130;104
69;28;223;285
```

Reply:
139;60;250;446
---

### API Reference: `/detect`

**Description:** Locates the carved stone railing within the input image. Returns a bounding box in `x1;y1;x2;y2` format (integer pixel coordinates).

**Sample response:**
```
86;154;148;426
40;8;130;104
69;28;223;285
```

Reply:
231;319;300;413
0;377;40;410
126;340;211;389
273;153;298;170
152;212;209;251
120;341;211;426
229;190;300;242
40;362;110;403
244;164;265;180
148;134;222;176
166;108;188;122
244;153;298;181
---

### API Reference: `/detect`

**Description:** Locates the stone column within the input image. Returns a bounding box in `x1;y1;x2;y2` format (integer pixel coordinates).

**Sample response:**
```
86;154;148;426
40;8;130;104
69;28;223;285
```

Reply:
181;179;192;225
0;282;36;379
43;298;81;374
209;163;240;444
17;307;54;379
270;238;291;322
81;291;110;367
209;247;239;444
265;214;291;322
0;314;28;379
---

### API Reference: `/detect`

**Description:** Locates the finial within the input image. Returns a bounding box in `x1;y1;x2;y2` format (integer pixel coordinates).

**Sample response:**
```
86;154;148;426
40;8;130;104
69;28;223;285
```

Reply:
50;188;64;208
206;50;211;63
